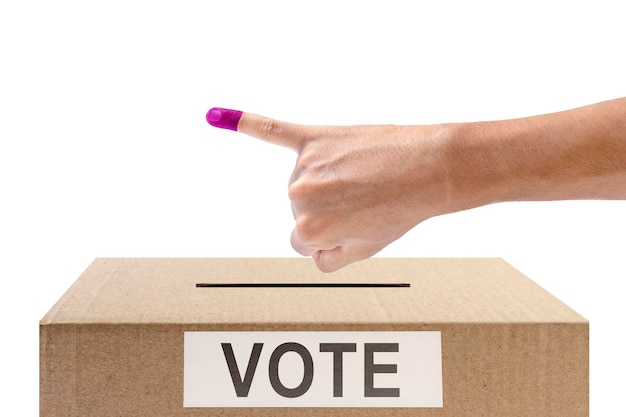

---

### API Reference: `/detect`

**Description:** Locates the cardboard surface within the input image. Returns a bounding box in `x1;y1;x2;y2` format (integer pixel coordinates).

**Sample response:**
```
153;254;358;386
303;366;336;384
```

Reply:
40;258;588;416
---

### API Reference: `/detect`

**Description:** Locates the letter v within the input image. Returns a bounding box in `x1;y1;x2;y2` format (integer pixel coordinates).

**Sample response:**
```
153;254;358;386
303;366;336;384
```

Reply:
221;343;263;397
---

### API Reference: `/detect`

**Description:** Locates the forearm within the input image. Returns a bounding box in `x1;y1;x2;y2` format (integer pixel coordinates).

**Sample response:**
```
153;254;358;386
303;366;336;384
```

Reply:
443;97;626;211
206;98;626;272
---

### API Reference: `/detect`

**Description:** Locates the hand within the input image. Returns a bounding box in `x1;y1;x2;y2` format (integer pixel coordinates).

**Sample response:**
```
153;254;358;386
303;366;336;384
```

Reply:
207;98;626;272
207;108;453;272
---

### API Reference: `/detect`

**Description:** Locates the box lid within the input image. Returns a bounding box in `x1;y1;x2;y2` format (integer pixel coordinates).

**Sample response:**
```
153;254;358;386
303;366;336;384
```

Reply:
40;258;586;325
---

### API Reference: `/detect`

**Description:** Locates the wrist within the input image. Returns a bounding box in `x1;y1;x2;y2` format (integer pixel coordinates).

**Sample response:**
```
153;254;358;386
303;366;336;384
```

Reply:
439;121;519;212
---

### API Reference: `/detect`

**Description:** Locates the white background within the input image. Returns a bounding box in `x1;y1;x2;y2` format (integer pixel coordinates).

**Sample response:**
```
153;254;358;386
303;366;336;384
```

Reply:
1;1;624;415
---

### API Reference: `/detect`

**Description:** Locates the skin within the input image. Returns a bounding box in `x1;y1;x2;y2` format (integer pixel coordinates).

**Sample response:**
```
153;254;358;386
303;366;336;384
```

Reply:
234;97;626;272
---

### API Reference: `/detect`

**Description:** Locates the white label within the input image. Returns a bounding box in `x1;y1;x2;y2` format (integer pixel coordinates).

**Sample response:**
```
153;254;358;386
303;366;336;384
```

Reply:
184;331;442;408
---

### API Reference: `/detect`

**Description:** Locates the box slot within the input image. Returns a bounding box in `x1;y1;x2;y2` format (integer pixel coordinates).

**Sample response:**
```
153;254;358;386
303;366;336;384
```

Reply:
195;283;411;288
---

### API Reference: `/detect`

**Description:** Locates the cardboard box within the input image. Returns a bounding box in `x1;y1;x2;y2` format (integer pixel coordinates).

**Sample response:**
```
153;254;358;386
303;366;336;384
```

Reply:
40;258;588;416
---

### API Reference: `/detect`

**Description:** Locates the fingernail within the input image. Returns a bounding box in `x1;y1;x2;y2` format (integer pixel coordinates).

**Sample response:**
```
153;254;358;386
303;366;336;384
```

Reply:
206;107;243;131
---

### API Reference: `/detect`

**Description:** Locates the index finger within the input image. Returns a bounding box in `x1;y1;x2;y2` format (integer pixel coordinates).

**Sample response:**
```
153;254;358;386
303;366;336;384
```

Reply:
206;107;306;152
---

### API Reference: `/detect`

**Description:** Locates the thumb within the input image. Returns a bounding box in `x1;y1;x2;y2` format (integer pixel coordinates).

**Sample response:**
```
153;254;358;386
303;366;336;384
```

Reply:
206;107;306;152
313;242;386;273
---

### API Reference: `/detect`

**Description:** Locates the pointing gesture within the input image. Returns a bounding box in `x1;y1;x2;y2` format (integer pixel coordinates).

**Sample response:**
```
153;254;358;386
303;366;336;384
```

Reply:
207;107;450;272
207;98;626;272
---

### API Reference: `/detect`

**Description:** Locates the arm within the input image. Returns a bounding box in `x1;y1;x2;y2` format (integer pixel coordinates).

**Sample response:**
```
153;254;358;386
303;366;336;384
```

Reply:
446;97;626;210
207;97;626;272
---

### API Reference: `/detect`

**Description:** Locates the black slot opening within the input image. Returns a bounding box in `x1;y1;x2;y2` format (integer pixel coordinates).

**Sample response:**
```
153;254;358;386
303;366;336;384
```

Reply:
195;283;410;288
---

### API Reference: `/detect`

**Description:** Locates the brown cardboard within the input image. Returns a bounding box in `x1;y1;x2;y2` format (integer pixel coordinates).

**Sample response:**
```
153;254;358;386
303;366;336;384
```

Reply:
40;258;588;416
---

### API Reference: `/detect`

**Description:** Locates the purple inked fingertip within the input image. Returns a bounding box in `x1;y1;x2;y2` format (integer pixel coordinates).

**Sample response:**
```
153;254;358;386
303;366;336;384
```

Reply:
206;107;243;131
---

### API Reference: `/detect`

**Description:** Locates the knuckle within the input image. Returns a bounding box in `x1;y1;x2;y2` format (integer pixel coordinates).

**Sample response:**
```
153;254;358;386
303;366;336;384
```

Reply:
294;147;317;172
290;228;311;255
287;178;311;201
294;215;319;245
294;152;308;171
287;180;302;201
260;118;281;139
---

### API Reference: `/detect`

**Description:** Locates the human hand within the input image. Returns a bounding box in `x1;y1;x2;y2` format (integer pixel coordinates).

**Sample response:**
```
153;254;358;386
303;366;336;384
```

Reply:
207;108;453;272
207;99;626;271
